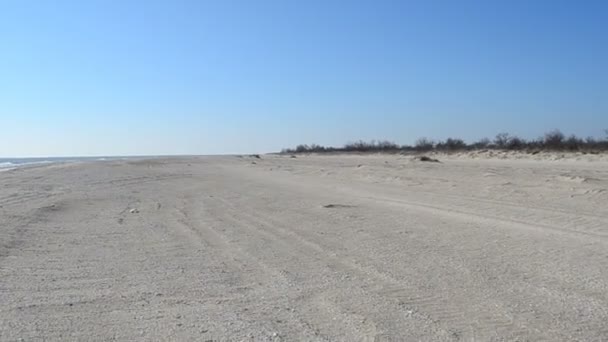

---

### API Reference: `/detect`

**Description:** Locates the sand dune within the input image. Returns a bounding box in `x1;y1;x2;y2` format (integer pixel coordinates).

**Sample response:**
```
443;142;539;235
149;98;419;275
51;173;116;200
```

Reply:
1;154;607;341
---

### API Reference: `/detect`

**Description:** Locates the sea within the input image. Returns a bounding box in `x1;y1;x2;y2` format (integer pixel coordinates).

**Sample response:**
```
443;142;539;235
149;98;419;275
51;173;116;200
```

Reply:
0;156;123;171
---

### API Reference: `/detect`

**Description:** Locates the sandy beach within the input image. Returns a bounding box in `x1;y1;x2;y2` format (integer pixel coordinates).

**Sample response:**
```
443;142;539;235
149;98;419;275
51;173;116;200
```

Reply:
1;153;607;341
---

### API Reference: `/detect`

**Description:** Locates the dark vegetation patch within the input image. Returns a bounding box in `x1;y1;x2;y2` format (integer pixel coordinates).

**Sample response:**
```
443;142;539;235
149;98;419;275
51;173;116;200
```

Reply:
282;130;608;154
418;156;440;163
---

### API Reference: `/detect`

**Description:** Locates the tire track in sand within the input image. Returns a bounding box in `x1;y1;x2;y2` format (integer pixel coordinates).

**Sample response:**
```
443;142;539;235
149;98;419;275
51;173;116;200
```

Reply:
206;194;528;341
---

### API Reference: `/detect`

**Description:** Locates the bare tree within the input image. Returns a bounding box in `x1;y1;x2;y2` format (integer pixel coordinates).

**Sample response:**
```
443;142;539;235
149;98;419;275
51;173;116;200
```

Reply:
494;133;510;149
415;138;434;151
544;129;565;149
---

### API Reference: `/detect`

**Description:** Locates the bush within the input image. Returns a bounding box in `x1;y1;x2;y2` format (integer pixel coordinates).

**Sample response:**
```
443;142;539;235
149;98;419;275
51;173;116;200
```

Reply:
506;136;526;150
376;140;400;151
436;138;467;151
414;138;434;151
494;133;510;149
544;129;565;149
471;138;491;149
342;140;399;152
295;144;310;153
448;138;467;150
564;135;584;151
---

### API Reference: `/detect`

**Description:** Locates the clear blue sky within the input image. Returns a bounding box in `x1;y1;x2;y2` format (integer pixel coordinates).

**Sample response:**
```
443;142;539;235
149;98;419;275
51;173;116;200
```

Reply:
1;0;607;156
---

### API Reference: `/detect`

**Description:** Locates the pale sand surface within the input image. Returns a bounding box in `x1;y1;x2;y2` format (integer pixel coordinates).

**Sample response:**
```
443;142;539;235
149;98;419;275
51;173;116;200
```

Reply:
1;154;608;341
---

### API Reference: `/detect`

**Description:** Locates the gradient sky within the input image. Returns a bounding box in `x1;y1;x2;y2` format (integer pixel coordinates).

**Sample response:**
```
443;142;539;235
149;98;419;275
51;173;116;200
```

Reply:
1;0;607;157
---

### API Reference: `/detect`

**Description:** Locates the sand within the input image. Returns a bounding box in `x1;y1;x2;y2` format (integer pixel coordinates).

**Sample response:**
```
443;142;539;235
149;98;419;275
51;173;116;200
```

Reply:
1;153;607;341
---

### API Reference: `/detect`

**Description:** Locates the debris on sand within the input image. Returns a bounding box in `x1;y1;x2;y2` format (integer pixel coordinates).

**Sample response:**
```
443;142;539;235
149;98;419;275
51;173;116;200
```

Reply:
250;154;261;159
290;155;297;158
322;204;356;209
418;156;440;163
39;204;61;213
129;208;139;214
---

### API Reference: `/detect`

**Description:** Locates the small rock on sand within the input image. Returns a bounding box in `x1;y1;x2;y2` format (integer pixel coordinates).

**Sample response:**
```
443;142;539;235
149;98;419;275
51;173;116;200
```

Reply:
129;208;139;214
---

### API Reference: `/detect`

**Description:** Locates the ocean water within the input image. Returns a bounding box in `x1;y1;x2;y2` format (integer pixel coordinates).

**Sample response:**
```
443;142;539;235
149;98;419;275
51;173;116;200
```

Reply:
0;157;121;171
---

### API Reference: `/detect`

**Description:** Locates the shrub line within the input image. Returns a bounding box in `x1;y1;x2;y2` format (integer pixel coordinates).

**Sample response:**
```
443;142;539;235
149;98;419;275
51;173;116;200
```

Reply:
281;130;608;154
